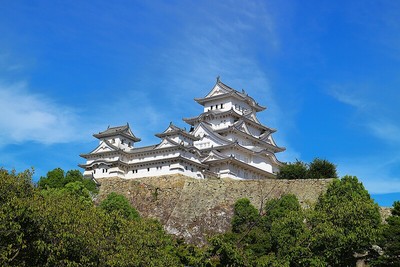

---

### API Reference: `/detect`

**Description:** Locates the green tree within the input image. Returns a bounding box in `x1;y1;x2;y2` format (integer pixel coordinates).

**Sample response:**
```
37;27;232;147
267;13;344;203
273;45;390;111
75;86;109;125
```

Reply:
392;200;400;216
99;192;140;220
307;158;337;179
372;201;400;266
206;196;313;266
66;169;98;193
311;176;380;266
231;198;260;233
37;167;65;189
264;194;301;224
175;239;208;267
277;160;308;179
1;168;182;266
0;168;35;266
38;167;98;194
101;215;182;267
205;233;246;266
263;195;320;266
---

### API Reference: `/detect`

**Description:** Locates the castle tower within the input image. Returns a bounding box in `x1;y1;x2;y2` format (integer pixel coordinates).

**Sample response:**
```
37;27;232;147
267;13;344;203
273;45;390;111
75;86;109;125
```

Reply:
80;78;285;180
79;124;140;178
183;78;285;179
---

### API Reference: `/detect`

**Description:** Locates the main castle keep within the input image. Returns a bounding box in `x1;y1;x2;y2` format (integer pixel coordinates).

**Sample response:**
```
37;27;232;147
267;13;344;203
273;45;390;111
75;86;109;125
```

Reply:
80;78;285;180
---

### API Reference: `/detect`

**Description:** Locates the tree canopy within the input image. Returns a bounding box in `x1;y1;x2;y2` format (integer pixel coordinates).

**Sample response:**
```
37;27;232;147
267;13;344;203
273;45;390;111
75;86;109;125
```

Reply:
204;176;382;266
372;201;400;266
0;168;180;266
277;158;337;179
99;192;140;220
38;167;98;194
0;167;391;266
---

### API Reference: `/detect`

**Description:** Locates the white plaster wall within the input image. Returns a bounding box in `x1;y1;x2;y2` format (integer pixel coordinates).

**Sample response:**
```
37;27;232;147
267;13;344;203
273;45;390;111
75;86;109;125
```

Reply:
252;155;273;173
193;134;224;149
89;161;204;180
127;151;180;164
203;100;229;113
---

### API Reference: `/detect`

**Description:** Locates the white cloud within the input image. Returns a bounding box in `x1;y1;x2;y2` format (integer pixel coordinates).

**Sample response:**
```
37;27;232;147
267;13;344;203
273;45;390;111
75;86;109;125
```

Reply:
337;155;400;194
0;81;85;146
329;85;369;110
366;120;400;144
329;85;400;144
153;0;299;161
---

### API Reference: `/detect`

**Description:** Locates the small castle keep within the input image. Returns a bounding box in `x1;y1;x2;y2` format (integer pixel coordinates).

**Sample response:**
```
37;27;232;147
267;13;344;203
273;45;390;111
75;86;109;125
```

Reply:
80;78;285;180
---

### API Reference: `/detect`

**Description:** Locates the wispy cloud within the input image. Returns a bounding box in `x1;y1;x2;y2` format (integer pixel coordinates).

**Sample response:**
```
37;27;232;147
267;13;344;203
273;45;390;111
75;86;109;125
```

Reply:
153;0;297;161
367;120;400;144
337;154;400;194
0;81;85;146
329;84;400;193
329;84;400;144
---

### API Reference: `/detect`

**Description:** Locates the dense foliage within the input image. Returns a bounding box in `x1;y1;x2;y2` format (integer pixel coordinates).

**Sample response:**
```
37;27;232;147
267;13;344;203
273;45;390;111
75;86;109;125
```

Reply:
99;192;140;220
278;158;338;179
38;168;98;194
372;201;400;266
1;167;396;266
311;175;381;266
203;176;381;266
276;160;308;179
0;168;180;266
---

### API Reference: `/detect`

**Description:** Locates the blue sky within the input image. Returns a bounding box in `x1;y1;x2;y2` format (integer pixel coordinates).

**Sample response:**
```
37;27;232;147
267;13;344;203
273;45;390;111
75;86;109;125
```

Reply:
1;0;399;206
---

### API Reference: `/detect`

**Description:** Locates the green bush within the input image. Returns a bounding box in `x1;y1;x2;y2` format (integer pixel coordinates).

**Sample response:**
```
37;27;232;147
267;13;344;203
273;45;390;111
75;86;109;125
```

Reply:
277;160;308;179
99;192;140;220
38;167;98;194
307;158;338;179
278;158;338;179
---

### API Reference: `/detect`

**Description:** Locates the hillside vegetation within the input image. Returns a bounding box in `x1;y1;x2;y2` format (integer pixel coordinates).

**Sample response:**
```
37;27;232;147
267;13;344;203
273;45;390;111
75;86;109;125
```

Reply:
1;167;398;266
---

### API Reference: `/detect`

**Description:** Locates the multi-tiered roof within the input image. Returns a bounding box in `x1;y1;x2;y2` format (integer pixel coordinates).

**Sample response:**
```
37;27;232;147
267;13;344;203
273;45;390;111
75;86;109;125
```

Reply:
80;78;285;180
183;78;285;178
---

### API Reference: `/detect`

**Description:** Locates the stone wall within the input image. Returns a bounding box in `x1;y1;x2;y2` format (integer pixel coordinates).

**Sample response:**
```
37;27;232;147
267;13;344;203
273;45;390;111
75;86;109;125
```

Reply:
97;175;333;244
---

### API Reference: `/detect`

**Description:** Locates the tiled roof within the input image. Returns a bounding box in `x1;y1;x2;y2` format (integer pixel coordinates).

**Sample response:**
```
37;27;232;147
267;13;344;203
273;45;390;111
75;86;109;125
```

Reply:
93;124;141;142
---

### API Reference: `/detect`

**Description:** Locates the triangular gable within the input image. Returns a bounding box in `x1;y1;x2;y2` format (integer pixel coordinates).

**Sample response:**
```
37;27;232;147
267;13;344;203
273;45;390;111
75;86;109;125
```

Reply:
202;150;228;162
89;140;118;154
125;126;140;139
192;122;230;146
256;150;281;165
259;133;279;147
155;138;177;149
162;123;181;133
204;81;232;98
233;120;252;135
245;112;261;124
166;127;174;133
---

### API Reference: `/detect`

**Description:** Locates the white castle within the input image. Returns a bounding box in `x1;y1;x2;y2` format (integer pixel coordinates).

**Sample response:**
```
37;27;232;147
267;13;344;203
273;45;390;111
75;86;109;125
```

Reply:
80;78;285;180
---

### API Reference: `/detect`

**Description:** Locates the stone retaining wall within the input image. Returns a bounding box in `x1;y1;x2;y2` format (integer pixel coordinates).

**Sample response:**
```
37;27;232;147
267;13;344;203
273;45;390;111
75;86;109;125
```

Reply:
97;175;333;244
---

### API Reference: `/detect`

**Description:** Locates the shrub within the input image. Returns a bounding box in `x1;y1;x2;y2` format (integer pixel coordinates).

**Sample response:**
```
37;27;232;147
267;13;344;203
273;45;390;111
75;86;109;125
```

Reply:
307;158;338;179
277;160;308;179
